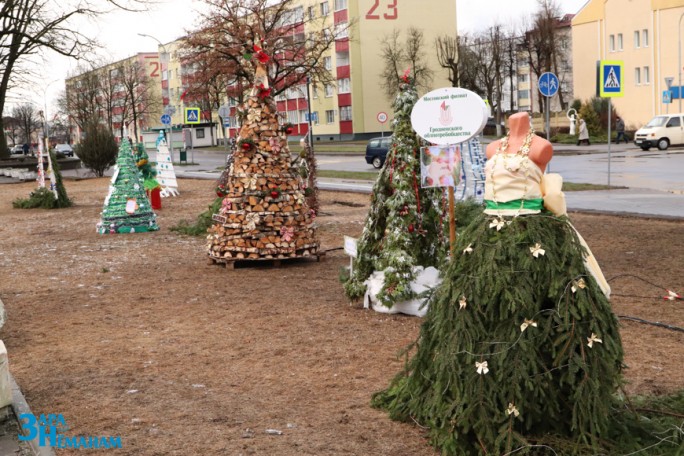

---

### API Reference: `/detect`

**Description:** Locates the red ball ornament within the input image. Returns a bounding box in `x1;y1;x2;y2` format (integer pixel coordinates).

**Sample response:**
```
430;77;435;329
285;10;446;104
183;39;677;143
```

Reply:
241;142;252;151
270;190;280;198
408;224;415;233
285;127;293;135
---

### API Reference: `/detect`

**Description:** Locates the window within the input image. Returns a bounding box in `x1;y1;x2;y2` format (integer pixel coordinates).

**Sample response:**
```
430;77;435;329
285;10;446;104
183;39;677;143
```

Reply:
334;0;347;10
643;66;650;84
325;109;335;123
308;5;316;19
324;84;333;97
667;117;681;127
323;29;332;40
609;35;615;52
299;110;307;123
287;86;301;99
340;106;352;121
634;31;640;48
196;128;205;139
320;1;329;16
518;89;530;99
635;67;641;85
287;110;298;125
519;74;528;83
338;78;350;93
335;22;349;39
642;29;649;47
336;51;349;66
228;97;237;107
275;92;286;101
312;111;320;125
324;56;332;70
617;33;623;51
312;84;319;99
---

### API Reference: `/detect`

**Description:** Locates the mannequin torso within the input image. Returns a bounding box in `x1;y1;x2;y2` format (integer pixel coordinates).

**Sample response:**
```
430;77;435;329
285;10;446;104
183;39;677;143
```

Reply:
485;112;553;172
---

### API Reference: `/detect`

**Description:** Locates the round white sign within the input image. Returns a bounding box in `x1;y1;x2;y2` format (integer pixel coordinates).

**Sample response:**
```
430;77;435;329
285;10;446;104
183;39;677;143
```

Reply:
411;88;488;145
377;112;388;123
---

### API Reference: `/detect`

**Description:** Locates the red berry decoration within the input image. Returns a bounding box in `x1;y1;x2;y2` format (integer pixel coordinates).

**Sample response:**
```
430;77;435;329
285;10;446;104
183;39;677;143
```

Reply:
408;224;415;233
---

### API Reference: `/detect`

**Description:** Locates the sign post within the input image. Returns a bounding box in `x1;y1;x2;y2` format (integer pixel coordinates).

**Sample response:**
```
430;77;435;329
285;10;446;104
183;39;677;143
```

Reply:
377;111;388;137
163;105;176;163
664;77;674;114
218;105;230;160
538;72;559;141
597;60;624;187
410;87;488;255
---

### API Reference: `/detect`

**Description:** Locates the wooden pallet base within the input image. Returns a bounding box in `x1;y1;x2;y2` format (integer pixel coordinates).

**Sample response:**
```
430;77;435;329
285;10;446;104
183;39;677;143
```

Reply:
207;251;325;270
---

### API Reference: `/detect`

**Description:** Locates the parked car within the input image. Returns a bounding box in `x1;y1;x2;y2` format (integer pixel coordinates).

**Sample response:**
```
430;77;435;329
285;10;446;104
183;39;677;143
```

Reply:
10;145;24;155
54;144;74;157
365;136;393;169
634;113;684;151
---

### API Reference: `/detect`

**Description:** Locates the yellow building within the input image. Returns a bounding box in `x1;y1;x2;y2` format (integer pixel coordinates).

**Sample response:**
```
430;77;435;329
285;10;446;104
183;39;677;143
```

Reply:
572;0;684;128
158;0;457;142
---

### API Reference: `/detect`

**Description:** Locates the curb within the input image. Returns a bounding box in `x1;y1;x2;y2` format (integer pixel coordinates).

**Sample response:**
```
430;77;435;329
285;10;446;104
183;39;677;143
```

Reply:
10;374;55;456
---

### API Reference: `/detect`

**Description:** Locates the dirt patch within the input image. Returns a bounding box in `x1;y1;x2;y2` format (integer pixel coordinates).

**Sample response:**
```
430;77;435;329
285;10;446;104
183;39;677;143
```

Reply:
0;178;682;455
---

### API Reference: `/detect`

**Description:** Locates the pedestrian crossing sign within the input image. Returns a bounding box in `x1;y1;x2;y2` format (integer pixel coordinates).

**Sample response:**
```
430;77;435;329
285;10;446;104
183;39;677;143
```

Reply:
184;107;201;124
598;60;624;98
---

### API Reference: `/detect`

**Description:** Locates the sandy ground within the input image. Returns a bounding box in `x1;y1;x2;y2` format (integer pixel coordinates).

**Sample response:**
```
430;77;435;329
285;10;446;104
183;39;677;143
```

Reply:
0;177;682;455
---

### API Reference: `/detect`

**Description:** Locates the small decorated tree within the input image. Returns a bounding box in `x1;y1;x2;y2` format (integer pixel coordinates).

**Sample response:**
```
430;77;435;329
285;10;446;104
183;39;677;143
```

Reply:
13;146;72;209
96;140;159;234
206;45;318;262
344;71;446;307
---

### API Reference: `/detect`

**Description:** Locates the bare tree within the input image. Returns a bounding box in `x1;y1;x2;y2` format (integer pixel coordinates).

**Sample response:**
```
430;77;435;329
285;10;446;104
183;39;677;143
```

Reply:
0;0;148;158
435;34;459;87
12;103;39;146
183;0;346;101
119;60;159;141
520;0;567;112
380;27;433;100
2;116;21;146
64;67;102;132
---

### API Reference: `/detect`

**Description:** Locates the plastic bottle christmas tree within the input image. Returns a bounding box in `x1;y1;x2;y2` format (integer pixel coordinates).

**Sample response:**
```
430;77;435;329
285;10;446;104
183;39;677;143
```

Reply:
154;132;179;197
344;71;446;308
206;47;318;262
96;140;159;234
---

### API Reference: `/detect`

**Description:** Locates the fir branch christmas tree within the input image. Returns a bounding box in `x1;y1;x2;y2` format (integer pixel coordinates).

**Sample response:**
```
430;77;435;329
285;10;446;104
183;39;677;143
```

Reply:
344;71;446;307
96;140;159;234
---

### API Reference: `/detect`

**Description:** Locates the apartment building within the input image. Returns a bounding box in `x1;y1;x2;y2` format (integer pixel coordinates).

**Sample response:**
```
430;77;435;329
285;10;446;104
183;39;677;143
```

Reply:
572;0;684;127
156;0;457;142
66;53;163;143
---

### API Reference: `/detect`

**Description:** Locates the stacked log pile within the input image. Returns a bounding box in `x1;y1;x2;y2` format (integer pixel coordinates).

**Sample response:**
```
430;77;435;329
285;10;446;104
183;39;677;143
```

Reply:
207;63;319;262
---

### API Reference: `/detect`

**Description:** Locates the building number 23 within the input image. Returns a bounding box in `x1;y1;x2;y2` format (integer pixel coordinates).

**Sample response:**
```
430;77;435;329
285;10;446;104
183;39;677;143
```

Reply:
365;0;397;20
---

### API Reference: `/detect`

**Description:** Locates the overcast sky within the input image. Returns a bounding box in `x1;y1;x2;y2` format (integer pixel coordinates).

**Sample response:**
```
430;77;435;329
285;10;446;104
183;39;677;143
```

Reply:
11;0;589;115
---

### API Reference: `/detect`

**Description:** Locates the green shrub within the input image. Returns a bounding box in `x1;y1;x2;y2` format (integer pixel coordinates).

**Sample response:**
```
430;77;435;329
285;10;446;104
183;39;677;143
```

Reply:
170;197;223;236
75;122;118;177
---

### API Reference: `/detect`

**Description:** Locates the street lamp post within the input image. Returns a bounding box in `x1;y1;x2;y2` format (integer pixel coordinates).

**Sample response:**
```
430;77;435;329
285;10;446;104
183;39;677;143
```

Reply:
138;33;174;161
679;13;684;113
305;76;314;153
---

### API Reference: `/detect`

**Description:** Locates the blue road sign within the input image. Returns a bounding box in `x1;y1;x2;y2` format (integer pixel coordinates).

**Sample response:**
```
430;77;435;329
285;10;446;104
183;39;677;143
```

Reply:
184;107;200;124
598;61;624;97
663;90;672;104
161;114;171;125
670;86;683;100
538;72;559;97
223;118;231;127
305;112;318;122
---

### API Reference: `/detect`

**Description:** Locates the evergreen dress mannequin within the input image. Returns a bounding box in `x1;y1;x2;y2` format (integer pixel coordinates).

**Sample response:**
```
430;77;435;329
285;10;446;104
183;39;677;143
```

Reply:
372;112;624;455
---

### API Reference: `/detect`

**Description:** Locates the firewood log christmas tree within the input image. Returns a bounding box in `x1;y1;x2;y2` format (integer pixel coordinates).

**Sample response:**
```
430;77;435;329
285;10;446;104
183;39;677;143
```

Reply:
96;140;159;234
344;70;447;307
206;46;319;262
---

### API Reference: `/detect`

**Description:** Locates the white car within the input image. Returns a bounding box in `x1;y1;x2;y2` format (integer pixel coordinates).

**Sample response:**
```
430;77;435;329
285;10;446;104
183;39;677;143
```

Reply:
54;144;74;157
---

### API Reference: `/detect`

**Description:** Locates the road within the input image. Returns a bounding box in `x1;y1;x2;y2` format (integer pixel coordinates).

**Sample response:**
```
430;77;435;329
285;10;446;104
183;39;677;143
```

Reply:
148;143;684;194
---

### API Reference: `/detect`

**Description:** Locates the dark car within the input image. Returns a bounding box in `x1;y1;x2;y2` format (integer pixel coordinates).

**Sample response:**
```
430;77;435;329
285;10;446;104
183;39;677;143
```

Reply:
54;144;74;157
365;136;393;169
